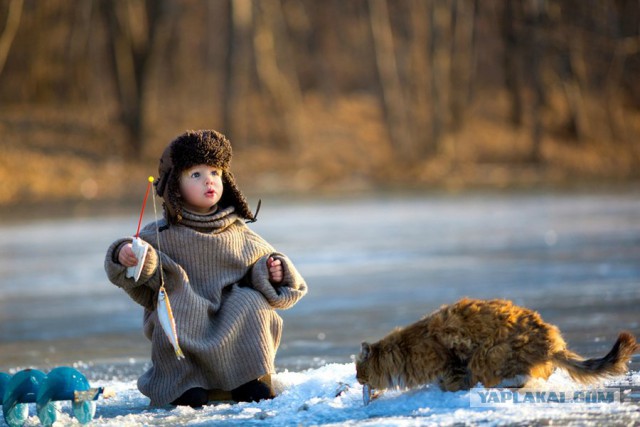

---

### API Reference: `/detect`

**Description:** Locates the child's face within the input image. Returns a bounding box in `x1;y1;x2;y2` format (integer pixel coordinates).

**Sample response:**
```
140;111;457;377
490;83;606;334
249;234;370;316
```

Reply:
179;165;224;214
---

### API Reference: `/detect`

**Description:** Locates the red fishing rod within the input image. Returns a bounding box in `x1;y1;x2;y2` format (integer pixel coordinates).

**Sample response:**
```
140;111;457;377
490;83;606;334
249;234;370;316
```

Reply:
126;176;154;281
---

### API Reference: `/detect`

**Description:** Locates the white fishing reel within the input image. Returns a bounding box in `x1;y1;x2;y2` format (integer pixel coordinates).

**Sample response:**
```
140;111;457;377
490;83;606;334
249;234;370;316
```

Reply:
125;237;149;282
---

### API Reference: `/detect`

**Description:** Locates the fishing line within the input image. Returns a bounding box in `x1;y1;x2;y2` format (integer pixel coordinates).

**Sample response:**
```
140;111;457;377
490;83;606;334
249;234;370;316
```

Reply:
149;176;166;290
149;176;185;359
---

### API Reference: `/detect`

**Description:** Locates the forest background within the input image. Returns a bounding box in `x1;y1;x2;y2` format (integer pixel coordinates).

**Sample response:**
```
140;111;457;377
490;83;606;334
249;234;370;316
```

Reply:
1;0;639;213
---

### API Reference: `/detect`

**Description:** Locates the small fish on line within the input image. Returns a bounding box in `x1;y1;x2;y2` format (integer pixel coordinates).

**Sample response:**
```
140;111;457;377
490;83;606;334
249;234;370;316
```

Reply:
157;286;185;360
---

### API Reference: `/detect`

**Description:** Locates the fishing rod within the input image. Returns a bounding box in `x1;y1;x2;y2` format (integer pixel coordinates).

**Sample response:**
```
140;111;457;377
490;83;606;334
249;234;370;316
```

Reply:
125;176;154;282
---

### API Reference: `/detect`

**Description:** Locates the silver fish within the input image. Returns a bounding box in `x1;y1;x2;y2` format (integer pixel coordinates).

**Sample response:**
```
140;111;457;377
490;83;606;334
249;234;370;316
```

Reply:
363;384;373;406
157;287;185;360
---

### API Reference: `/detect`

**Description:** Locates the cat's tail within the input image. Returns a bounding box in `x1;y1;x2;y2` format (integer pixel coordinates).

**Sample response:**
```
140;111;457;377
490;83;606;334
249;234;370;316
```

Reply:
552;331;639;384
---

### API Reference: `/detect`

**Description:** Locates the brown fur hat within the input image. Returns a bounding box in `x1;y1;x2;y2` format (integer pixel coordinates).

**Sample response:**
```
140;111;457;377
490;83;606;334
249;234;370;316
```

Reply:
154;130;255;224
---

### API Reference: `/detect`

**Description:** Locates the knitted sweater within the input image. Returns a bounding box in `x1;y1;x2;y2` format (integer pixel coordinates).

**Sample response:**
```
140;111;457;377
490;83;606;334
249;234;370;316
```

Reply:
104;207;307;406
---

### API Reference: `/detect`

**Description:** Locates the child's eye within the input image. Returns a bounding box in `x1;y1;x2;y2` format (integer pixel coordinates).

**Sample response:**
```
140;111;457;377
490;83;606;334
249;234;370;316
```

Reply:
211;170;220;176
191;172;201;178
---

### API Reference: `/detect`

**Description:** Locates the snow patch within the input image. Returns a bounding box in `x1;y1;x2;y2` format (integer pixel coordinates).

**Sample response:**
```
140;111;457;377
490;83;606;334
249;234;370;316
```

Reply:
5;363;637;426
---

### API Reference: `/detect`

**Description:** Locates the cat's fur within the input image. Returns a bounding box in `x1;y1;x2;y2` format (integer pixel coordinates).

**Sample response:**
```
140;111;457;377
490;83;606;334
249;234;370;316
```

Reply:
356;298;638;394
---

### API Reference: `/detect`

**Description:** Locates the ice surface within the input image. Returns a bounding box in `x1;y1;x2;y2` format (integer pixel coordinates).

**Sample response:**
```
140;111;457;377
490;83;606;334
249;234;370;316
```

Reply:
1;191;639;425
3;364;638;426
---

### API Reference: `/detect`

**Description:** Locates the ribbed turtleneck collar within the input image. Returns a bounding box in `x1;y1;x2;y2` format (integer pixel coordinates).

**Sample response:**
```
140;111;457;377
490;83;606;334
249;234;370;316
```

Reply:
179;206;239;232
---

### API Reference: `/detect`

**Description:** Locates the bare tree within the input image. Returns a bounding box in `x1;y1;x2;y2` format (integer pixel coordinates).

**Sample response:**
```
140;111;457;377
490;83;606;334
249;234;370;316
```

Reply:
304;0;339;104
369;0;412;160
1;0;640;182
253;0;303;151
448;0;477;131
428;0;451;154
406;0;434;157
523;0;546;163
559;44;589;141
602;1;640;147
224;0;254;147
501;0;546;162
0;0;23;79
501;0;523;127
99;0;166;159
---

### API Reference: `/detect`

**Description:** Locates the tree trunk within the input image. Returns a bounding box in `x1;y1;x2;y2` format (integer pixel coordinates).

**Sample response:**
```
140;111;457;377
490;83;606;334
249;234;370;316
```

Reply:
524;0;545;163
99;0;165;159
449;0;477;131
0;0;23;79
307;1;338;104
407;0;433;157
368;0;412;160
253;0;302;152
224;0;253;147
428;0;448;154
501;0;523;127
560;53;589;141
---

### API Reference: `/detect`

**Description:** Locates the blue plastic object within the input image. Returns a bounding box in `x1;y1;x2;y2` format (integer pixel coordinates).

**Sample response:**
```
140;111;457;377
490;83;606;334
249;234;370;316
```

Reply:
37;367;95;426
0;372;11;405
2;369;47;427
1;367;105;426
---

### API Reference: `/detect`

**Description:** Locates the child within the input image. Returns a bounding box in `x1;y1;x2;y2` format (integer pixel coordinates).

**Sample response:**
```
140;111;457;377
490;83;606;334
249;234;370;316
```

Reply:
105;130;308;407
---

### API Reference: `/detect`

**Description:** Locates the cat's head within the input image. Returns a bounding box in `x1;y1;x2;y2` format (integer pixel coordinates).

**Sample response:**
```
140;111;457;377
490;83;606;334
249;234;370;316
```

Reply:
356;342;375;405
356;342;372;384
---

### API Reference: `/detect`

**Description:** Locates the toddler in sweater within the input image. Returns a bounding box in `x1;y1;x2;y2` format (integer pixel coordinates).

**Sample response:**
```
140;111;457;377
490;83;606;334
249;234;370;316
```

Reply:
105;130;307;407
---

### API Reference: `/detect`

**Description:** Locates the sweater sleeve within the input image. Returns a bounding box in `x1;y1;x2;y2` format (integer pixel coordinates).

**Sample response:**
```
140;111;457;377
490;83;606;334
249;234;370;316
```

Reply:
104;237;187;310
249;252;308;309
104;237;160;309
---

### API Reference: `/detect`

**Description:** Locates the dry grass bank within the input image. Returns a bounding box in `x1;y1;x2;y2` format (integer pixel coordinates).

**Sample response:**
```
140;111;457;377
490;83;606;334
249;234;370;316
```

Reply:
1;91;638;211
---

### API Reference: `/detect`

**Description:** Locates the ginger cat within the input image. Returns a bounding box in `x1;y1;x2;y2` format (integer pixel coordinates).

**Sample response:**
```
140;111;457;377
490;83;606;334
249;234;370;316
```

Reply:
356;298;638;404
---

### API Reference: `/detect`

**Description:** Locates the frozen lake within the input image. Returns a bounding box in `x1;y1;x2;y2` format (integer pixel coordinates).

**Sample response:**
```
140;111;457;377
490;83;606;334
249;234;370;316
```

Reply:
1;190;639;425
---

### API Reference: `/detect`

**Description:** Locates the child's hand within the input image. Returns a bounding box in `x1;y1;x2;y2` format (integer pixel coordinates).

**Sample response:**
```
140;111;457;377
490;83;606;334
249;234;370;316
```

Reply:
267;257;283;284
118;243;139;267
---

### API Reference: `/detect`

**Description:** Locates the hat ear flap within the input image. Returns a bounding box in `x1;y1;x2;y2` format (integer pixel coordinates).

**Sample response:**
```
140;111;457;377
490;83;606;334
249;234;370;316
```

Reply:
156;143;180;223
162;170;183;224
220;170;255;221
155;166;171;198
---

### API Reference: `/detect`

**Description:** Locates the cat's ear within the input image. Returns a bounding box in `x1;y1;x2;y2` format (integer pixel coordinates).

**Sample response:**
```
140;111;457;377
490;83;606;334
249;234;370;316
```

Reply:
360;342;371;360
